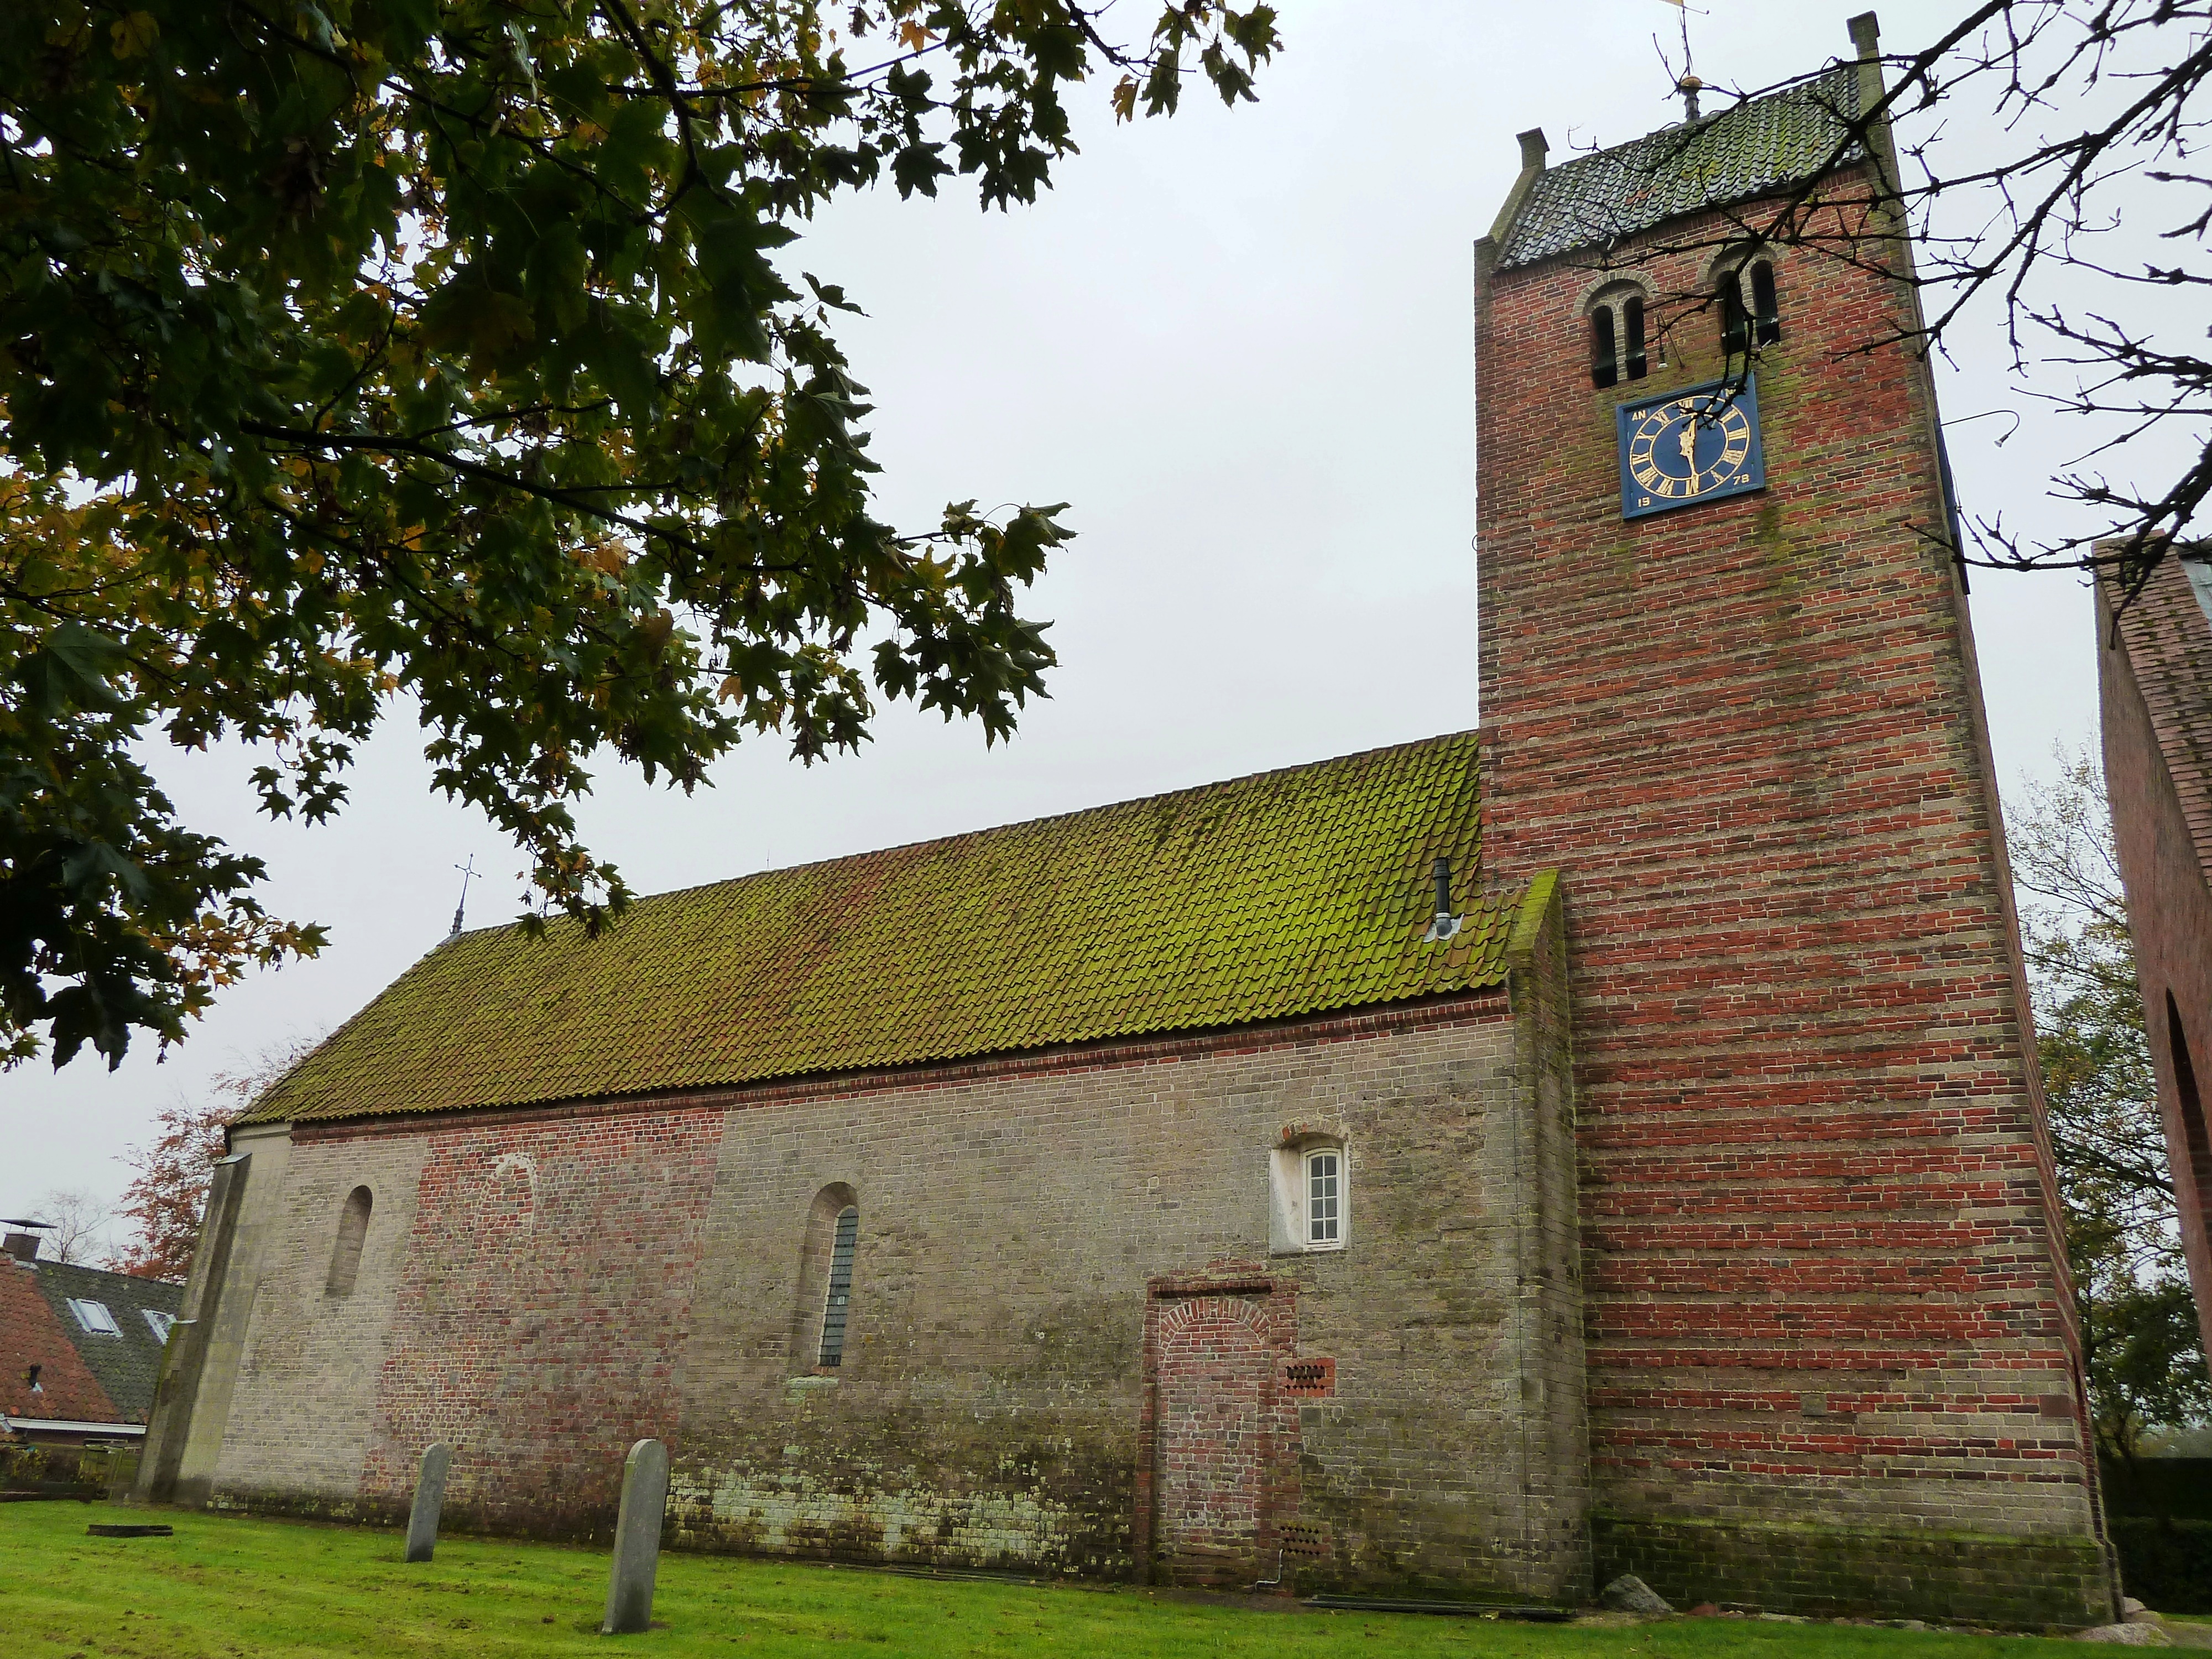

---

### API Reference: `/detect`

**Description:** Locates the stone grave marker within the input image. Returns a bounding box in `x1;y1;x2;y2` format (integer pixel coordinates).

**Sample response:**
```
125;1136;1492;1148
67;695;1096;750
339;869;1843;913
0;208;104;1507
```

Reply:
601;1438;671;1635
404;1442;452;1563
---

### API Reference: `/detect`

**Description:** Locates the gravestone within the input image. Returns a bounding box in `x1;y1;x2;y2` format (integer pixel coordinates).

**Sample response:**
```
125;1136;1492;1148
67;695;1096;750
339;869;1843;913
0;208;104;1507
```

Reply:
601;1438;671;1635
404;1443;452;1563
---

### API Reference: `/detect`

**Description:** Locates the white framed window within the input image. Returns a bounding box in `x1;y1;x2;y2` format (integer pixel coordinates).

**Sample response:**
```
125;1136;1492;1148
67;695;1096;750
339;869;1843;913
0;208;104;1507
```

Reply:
142;1308;176;1342
68;1297;121;1335
1305;1148;1342;1246
1268;1136;1348;1254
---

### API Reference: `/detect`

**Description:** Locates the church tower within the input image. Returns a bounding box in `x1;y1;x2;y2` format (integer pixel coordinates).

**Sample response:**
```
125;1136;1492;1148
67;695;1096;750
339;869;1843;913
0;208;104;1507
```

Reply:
1475;15;2114;1621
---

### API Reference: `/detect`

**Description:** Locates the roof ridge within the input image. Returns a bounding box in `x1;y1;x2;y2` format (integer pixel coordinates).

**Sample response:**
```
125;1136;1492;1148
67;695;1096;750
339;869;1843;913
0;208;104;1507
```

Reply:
440;726;1486;941
1542;60;1856;172
247;728;1506;1125
34;1259;181;1297
1494;62;1866;271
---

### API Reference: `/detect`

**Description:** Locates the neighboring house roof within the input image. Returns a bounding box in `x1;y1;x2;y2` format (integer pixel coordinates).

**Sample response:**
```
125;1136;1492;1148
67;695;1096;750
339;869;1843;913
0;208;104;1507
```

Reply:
1;1259;121;1427
29;1261;182;1422
1495;64;1866;270
245;731;1517;1126
2107;552;2212;880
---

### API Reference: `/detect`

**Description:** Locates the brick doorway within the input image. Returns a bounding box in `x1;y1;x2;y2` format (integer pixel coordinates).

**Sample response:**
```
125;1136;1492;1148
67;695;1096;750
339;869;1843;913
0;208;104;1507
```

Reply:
1136;1271;1299;1589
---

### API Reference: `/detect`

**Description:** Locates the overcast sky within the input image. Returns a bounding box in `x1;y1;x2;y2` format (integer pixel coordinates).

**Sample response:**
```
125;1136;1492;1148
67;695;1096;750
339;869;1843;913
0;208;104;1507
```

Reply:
9;0;2190;1244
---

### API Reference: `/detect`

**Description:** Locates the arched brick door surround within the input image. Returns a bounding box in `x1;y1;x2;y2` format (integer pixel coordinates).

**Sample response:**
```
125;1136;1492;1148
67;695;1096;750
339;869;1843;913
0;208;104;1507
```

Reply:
1134;1270;1300;1589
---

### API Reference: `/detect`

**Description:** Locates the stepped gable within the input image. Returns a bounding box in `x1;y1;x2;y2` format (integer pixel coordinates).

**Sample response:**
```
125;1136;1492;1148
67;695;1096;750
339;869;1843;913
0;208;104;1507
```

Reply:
246;729;1510;1125
1495;64;1864;270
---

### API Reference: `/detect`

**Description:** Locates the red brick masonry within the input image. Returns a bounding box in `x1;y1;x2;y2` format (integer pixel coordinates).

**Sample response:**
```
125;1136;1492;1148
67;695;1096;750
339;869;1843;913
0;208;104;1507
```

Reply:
1475;167;2099;1550
2099;555;2212;1367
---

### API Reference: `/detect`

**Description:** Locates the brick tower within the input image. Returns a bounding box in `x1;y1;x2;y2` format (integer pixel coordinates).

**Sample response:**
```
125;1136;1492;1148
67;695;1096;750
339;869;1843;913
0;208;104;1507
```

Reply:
1475;14;2115;1623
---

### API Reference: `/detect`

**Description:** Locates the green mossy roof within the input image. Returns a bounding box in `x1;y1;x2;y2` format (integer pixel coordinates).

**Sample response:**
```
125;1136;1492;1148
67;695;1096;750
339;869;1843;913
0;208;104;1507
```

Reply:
246;731;1517;1125
1497;64;1866;269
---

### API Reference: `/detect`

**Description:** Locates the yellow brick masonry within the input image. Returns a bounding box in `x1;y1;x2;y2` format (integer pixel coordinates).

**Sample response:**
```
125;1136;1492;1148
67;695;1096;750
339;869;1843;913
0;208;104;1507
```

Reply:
181;881;1587;1600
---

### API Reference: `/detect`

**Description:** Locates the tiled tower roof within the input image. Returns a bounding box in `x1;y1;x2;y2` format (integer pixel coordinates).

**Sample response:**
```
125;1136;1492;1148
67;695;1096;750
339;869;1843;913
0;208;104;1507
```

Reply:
1496;64;1865;269
244;731;1516;1125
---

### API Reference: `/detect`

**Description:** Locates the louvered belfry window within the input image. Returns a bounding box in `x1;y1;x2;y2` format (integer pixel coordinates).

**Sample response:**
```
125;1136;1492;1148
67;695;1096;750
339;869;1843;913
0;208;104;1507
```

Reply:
1590;306;1620;389
817;1206;860;1367
1720;273;1750;356
1749;260;1782;345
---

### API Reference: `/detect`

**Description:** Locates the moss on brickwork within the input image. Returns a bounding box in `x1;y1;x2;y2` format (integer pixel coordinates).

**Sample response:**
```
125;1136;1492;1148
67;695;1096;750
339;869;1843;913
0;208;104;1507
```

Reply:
1592;1512;2115;1627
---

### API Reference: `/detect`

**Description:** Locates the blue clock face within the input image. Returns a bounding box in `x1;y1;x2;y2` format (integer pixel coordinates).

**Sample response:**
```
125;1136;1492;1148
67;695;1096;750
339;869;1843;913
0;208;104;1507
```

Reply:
1618;376;1766;519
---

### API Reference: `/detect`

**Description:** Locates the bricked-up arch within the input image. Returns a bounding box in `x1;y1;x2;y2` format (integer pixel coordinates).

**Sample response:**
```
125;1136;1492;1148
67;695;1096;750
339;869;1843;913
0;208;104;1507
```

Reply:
2168;993;2212;1265
1135;1270;1301;1589
325;1186;372;1297
790;1183;860;1375
358;1109;723;1538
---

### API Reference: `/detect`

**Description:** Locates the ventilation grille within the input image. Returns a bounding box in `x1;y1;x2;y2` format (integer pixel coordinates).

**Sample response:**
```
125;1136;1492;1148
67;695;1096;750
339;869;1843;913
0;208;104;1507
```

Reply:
1282;1357;1335;1397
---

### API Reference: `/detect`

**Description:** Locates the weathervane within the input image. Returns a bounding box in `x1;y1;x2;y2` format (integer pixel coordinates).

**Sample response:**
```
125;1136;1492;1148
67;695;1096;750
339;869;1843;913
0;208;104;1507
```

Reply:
1657;0;1710;119
448;855;478;938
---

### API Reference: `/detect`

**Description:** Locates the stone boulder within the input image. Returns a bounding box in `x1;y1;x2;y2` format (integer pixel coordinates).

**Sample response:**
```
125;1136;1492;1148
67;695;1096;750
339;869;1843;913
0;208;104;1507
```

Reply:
2077;1623;2172;1646
1599;1574;1674;1616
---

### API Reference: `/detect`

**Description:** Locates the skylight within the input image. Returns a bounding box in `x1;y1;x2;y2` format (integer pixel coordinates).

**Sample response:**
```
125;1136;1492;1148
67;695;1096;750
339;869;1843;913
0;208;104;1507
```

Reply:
67;1297;121;1336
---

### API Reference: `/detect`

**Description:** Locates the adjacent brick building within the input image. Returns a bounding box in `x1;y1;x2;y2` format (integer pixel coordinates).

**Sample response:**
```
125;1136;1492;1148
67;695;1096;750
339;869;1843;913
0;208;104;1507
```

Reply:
2097;549;2212;1370
2;1230;181;1446
142;12;2114;1625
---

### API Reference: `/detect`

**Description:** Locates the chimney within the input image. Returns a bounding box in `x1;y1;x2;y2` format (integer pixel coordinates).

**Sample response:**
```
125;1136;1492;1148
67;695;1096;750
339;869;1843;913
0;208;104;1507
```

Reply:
1425;857;1462;942
4;1231;39;1264
1516;129;1549;173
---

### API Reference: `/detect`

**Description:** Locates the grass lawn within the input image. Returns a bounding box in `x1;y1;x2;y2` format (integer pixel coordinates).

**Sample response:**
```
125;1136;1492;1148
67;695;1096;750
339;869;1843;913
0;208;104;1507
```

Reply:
0;1501;2098;1659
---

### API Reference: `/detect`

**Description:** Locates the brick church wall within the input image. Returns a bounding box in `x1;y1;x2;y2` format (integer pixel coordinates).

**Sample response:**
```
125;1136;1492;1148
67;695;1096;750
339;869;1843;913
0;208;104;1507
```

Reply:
1475;173;2109;1621
198;890;1589;1601
2098;567;2212;1368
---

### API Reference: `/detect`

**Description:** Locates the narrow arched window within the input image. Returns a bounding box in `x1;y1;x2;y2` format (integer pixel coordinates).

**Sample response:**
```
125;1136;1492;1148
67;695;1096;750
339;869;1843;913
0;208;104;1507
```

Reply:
1749;260;1781;345
816;1206;859;1367
1719;272;1750;356
2169;994;2212;1263
326;1186;372;1297
1590;306;1619;389
1624;297;1648;380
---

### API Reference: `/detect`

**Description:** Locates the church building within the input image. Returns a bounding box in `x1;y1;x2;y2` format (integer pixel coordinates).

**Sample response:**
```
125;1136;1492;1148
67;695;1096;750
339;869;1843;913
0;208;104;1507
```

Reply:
140;13;2117;1625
